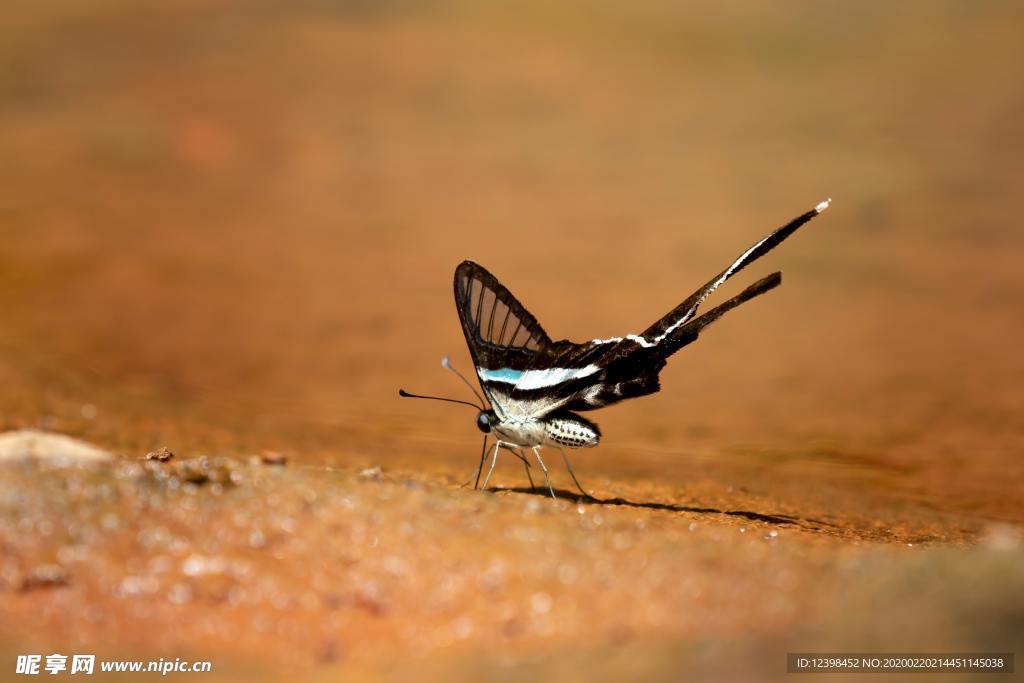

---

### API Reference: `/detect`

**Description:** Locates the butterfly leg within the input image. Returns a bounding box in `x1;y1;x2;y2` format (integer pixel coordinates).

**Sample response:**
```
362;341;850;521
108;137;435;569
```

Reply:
480;440;502;491
518;449;537;490
531;446;557;499
502;446;536;490
463;435;489;489
557;447;593;500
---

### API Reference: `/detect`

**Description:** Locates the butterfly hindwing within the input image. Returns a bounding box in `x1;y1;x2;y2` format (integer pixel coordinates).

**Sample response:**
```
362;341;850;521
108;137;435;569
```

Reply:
637;204;823;345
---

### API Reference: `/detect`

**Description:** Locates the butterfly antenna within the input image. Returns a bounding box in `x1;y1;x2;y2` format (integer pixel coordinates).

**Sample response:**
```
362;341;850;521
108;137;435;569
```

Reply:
398;389;482;411
441;356;487;407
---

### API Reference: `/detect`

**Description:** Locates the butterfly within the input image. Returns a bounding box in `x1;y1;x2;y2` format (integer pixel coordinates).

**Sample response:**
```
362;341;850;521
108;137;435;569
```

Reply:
402;199;830;498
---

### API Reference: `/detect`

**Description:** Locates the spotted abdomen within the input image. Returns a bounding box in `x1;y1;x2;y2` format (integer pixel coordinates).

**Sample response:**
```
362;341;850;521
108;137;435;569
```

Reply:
543;413;601;449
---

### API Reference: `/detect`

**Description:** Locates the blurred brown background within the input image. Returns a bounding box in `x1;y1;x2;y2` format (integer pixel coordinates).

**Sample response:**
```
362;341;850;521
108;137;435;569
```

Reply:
2;0;1021;517
2;1;1024;679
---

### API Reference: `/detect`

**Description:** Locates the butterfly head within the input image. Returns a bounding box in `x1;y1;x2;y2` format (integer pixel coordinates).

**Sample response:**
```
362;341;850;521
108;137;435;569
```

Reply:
475;410;497;434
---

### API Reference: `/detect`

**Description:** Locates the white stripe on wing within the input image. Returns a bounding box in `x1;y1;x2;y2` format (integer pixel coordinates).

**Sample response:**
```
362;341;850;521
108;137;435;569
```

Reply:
478;364;601;390
592;198;831;350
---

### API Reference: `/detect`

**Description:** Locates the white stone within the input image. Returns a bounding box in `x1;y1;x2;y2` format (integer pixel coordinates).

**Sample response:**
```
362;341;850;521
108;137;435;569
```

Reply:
0;429;113;464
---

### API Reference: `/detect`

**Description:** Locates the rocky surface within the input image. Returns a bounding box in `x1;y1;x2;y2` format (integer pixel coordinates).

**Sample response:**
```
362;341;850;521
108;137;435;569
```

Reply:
1;445;1021;681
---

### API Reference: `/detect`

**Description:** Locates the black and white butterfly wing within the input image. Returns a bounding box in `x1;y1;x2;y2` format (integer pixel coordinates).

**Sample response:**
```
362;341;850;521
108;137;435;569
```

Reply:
494;199;830;415
635;201;827;345
454;261;554;418
454;199;830;420
541;270;785;412
455;261;615;420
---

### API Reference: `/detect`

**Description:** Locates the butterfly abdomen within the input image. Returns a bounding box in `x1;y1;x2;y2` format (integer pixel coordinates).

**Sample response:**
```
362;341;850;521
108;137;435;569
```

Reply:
543;413;601;449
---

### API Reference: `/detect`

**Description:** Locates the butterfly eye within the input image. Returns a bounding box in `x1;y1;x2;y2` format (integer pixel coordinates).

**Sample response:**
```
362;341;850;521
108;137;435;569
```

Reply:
475;412;491;434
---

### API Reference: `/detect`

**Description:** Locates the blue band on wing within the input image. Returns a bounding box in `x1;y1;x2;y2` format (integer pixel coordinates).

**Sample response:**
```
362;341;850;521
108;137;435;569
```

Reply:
478;367;524;384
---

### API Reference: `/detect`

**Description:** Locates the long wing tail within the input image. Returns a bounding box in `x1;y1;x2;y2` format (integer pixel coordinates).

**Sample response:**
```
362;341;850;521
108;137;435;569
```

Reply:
558;272;784;412
636;198;830;349
658;271;782;358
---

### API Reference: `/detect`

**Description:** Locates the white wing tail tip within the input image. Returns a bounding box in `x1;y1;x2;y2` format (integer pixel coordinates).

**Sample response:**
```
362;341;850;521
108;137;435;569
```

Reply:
815;198;832;214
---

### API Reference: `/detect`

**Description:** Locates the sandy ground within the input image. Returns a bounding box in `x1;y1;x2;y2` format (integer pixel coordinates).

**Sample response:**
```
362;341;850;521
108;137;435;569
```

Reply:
1;1;1023;680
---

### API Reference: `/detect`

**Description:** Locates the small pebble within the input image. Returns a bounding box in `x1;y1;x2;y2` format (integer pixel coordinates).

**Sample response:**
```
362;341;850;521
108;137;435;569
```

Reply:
146;447;174;462
260;451;287;466
359;466;383;481
19;564;69;592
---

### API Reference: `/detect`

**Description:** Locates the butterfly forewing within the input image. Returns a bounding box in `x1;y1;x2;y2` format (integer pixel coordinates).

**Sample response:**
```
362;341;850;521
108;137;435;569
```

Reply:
454;261;555;415
455;262;550;359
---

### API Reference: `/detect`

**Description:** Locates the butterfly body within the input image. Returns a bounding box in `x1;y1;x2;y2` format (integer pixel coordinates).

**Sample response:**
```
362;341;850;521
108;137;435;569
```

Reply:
479;409;601;449
409;199;831;497
542;413;601;448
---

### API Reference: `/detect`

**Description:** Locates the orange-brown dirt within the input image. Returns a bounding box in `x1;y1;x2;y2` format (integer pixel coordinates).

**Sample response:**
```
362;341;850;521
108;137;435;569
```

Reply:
1;2;1022;681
